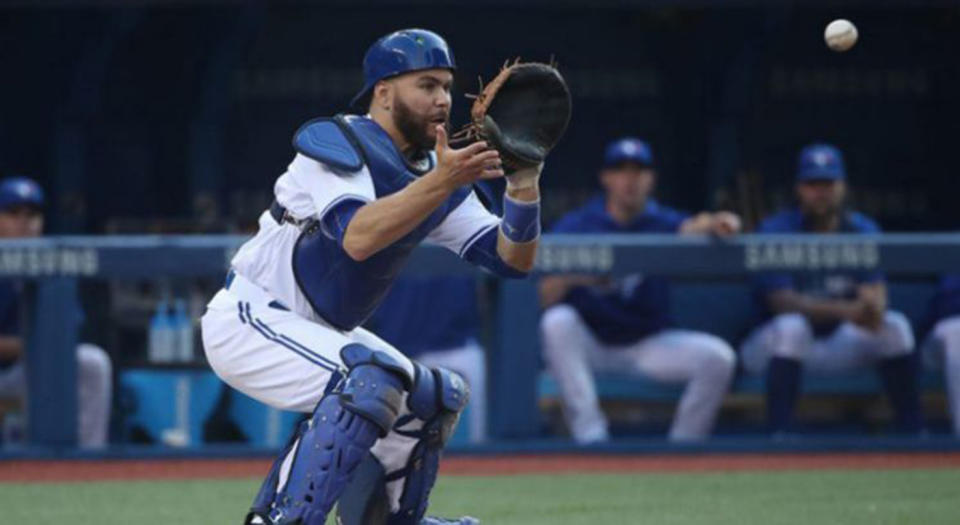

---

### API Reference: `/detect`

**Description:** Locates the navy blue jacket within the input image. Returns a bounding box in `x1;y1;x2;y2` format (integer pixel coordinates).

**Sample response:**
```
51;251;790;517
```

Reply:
550;196;688;345
752;208;884;335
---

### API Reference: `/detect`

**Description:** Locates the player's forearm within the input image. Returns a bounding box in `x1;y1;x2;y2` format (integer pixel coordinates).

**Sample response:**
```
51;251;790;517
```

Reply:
680;211;741;236
679;213;713;234
0;336;23;361
342;171;453;261
496;234;538;273
858;282;888;311
768;290;857;324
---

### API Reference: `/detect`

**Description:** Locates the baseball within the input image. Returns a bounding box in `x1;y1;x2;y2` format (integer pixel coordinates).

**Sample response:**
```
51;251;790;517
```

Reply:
825;19;858;52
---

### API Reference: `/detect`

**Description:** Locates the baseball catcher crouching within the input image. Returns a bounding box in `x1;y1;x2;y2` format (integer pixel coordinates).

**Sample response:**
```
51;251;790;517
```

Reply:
202;26;570;525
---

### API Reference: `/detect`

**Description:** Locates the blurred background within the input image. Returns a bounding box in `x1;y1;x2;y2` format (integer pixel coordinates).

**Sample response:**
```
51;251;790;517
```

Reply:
1;0;959;454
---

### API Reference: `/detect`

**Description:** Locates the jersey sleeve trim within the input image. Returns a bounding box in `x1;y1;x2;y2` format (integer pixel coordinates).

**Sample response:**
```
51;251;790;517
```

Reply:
316;194;370;240
458;223;499;258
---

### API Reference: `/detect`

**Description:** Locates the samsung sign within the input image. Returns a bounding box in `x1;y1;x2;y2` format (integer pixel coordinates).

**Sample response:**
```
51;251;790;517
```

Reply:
0;248;99;277
536;243;616;273
745;241;879;271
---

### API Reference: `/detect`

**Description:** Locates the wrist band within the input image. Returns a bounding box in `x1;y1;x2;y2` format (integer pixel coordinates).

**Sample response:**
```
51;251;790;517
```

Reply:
501;193;541;243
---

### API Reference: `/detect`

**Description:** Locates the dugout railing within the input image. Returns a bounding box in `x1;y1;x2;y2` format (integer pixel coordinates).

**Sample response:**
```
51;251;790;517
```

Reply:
3;233;960;449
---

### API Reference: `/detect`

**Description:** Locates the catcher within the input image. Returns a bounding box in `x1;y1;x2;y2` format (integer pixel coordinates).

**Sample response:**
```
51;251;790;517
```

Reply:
199;28;570;525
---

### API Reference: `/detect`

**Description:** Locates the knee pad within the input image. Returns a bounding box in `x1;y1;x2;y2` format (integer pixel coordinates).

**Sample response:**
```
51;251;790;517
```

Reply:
407;364;469;445
340;344;413;435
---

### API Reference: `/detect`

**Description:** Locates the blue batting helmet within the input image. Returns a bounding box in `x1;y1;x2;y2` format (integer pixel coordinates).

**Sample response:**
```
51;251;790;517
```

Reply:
602;137;655;169
0;176;44;212
796;143;846;181
350;28;456;110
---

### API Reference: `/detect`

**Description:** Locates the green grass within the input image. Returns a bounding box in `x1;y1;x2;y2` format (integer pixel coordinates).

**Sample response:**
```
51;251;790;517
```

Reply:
1;469;959;524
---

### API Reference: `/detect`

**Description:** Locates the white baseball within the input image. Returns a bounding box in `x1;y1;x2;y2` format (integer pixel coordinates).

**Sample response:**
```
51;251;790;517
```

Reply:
824;19;858;52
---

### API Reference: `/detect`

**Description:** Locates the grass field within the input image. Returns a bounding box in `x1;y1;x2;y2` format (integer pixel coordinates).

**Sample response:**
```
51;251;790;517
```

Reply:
2;468;959;525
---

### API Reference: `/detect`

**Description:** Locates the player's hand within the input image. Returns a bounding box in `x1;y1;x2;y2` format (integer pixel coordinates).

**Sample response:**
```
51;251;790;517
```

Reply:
710;212;742;237
849;298;884;332
861;295;886;331
433;125;504;189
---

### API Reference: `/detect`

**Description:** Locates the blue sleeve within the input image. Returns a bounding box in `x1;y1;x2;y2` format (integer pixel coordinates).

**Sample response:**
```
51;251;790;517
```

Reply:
850;213;882;234
462;227;528;279
320;198;365;244
657;206;689;233
755;216;784;234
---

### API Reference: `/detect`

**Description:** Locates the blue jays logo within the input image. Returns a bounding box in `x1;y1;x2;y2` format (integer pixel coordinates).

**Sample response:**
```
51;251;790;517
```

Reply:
812;150;834;167
14;181;37;199
620;140;648;158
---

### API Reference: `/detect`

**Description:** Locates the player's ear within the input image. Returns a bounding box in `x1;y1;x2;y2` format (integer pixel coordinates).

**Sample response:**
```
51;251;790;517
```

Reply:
835;180;848;199
373;80;393;112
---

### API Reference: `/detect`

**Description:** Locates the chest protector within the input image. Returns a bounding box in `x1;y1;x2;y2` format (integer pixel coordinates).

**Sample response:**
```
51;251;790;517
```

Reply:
291;115;469;331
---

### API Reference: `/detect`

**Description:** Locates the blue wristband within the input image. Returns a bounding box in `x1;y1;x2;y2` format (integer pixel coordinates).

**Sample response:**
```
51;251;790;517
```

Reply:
501;194;541;243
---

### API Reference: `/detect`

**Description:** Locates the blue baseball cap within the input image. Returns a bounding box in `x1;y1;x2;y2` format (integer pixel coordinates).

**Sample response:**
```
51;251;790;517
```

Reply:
351;29;456;110
0;176;44;212
602;137;654;169
796;143;846;181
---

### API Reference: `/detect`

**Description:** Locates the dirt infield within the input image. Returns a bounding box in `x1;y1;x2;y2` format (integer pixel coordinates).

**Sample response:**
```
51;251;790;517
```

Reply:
2;452;960;483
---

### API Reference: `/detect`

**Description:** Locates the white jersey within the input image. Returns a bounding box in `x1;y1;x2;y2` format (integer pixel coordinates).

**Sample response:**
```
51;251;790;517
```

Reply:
230;153;499;325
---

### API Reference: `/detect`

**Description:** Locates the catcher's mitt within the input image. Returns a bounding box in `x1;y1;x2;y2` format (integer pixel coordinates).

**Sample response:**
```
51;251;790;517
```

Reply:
456;60;572;172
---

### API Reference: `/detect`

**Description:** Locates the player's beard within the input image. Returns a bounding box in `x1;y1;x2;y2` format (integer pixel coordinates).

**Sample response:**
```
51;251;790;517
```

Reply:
393;96;446;153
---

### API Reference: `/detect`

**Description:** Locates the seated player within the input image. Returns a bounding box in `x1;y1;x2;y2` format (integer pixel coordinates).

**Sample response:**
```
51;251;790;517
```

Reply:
741;144;922;435
920;275;960;437
368;276;488;443
539;137;739;443
0;176;112;448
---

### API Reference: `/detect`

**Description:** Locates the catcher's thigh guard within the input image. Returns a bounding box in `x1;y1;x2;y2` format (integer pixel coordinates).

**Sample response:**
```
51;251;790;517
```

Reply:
337;365;470;525
253;345;411;525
